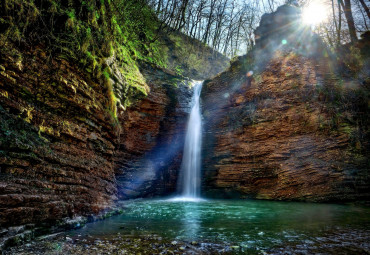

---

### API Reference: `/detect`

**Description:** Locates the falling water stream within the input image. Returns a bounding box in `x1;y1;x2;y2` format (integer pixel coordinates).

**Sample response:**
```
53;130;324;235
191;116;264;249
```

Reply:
18;83;370;255
176;80;203;200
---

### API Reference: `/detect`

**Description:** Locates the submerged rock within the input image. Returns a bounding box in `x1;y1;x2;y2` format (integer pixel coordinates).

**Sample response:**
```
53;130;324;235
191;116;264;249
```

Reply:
4;227;369;255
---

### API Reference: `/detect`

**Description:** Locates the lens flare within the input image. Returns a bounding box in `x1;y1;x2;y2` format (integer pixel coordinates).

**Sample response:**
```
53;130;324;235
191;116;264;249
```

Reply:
302;1;329;26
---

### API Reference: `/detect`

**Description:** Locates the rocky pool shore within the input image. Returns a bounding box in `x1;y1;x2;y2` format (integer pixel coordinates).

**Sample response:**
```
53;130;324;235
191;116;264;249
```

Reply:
3;227;370;255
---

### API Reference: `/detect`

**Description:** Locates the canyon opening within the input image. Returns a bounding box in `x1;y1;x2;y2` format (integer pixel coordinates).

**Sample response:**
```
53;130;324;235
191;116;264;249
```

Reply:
1;0;369;254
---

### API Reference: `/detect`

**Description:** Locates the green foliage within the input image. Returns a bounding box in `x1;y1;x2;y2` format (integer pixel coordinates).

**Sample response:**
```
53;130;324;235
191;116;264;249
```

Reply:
341;46;364;76
160;31;229;79
0;0;166;121
174;65;183;76
0;105;46;155
316;71;370;154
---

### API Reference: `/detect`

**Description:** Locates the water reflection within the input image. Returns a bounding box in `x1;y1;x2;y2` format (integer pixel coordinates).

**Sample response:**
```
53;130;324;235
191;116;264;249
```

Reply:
179;202;201;240
71;199;370;250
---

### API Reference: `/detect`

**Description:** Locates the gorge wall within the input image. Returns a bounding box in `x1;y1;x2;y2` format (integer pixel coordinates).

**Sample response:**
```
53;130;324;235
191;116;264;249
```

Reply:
201;5;370;202
0;45;118;228
1;1;369;250
0;0;230;233
115;62;192;200
0;38;227;247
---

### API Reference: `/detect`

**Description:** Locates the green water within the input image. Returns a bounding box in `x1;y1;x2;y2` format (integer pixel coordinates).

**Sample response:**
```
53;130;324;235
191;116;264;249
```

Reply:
72;199;370;251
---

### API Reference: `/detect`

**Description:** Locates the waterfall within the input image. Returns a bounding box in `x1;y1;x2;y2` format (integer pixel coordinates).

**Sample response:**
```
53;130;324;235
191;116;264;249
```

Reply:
177;80;203;199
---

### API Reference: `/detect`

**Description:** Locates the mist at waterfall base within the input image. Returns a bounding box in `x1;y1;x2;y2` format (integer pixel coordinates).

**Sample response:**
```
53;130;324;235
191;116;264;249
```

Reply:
171;80;204;202
67;81;370;253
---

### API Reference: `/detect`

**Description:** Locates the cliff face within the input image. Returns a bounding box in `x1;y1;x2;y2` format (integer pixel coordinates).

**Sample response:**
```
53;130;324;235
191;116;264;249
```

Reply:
0;45;119;228
201;5;370;201
159;30;230;80
0;42;195;238
115;63;192;199
0;0;228;247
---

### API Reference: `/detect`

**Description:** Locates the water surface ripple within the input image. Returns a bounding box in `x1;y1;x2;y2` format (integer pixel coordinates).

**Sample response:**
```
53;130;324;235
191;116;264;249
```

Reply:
72;199;370;252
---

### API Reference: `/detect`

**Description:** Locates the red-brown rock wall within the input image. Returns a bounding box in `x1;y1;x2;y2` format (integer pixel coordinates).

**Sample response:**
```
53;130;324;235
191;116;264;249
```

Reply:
201;51;370;201
0;46;192;234
0;46;118;228
115;63;192;199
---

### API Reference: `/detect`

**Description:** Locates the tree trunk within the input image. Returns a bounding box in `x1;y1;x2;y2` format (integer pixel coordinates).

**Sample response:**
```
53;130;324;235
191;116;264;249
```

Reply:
203;0;217;44
339;0;358;43
338;1;342;45
358;0;370;20
178;0;189;31
156;0;162;14
331;0;339;44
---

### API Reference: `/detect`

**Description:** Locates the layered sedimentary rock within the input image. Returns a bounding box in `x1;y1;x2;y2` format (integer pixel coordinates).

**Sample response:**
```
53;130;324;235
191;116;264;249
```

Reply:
0;42;194;243
201;5;370;201
115;63;192;199
0;45;118;230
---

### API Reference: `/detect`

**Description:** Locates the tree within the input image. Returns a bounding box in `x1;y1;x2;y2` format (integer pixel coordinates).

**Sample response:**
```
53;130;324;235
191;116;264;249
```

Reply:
148;0;366;56
339;0;358;43
358;0;370;20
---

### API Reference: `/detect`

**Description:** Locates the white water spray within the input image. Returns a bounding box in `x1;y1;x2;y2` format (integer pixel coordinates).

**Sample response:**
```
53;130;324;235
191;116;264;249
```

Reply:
176;80;203;201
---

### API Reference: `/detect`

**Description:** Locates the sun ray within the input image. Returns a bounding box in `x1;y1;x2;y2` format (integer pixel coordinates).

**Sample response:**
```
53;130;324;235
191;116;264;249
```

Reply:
302;1;330;26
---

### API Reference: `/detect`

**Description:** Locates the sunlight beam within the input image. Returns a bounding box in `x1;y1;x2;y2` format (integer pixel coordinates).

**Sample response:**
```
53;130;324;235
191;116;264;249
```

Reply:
302;1;329;26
